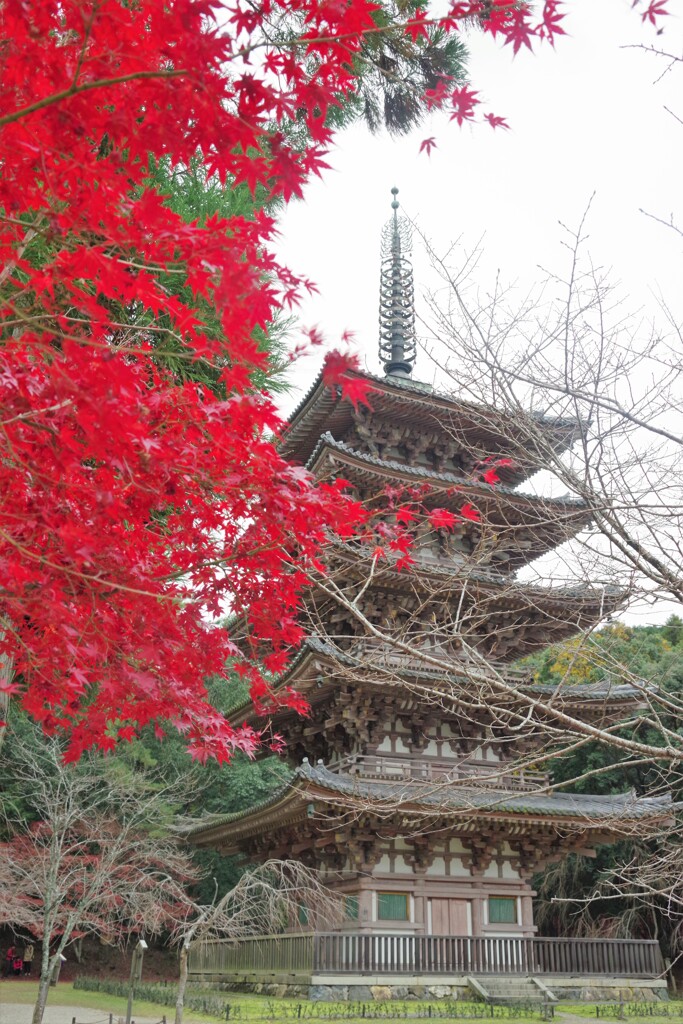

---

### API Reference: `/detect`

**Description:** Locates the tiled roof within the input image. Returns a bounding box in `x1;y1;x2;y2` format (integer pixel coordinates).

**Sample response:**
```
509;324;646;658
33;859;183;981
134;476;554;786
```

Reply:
299;762;673;821
528;680;651;699
225;636;647;724
309;433;587;509
323;531;623;606
287;370;582;436
281;371;584;475
184;775;296;836
186;762;672;840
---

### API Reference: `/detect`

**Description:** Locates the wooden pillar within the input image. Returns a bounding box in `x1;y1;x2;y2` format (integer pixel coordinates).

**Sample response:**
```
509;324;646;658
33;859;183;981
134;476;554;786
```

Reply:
357;883;374;930
413;869;427;934
470;888;485;937
521;894;535;935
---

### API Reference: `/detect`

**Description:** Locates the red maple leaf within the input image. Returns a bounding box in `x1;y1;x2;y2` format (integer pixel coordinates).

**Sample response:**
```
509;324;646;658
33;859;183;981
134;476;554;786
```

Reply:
322;350;362;384
483;112;510;130
395;554;416;571
501;11;537;54
460;502;481;522
419;136;438;156
396;506;418;525
322;350;376;410
449;85;479;126
429;508;457;530
539;1;567;43
405;7;430;41
339;376;376;411
638;0;669;25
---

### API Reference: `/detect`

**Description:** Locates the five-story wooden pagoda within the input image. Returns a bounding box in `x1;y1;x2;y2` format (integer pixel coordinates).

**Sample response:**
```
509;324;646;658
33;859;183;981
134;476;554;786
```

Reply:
188;191;670;1001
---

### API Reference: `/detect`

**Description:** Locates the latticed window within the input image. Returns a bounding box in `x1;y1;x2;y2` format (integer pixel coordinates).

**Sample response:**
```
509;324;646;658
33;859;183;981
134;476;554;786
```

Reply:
488;897;517;924
377;892;409;921
345;895;359;920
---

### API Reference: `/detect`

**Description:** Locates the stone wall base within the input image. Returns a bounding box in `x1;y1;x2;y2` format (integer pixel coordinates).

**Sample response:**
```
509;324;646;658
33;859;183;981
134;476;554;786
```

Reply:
189;972;668;1004
536;977;668;1004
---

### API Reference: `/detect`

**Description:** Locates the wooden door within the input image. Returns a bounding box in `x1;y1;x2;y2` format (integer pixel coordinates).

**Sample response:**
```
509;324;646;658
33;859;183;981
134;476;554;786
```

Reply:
430;898;469;935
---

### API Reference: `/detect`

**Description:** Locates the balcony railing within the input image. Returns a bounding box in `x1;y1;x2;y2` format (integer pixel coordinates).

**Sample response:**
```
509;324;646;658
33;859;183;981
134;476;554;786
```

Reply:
329;754;548;792
188;933;664;980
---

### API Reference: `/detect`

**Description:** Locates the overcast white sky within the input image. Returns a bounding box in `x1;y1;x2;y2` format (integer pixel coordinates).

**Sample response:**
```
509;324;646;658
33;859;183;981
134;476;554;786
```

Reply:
273;0;683;626
276;0;683;395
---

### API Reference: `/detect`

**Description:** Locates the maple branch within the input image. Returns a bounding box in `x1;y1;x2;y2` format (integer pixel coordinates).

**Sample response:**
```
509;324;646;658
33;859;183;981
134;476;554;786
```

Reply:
0;399;73;428
71;2;98;91
0;222;42;290
0;69;190;130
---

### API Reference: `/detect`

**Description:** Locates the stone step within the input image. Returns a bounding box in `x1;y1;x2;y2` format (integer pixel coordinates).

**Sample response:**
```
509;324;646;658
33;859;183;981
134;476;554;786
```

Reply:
467;976;556;1003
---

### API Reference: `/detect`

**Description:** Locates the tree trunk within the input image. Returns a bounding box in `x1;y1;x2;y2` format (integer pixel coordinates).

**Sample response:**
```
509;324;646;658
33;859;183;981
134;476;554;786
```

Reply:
0;648;13;753
174;943;189;1024
32;966;52;1024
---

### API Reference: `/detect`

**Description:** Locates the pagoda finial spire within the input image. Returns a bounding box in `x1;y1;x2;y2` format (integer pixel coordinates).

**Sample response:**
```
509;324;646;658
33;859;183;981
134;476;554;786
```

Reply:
379;187;417;379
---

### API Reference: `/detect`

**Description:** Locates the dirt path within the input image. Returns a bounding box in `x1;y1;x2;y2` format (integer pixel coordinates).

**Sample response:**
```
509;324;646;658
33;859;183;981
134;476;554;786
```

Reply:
0;1005;167;1024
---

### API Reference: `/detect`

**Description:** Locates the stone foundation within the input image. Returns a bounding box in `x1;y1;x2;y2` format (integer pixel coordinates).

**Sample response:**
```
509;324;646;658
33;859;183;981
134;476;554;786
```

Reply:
189;972;669;1003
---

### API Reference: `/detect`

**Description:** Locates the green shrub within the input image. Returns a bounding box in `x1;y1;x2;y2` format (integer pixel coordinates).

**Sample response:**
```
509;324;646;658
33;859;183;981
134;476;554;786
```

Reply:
73;977;230;1018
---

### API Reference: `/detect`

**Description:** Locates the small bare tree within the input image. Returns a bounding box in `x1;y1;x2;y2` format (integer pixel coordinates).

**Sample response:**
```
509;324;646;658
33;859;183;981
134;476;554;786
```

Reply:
170;859;343;1024
0;733;199;1024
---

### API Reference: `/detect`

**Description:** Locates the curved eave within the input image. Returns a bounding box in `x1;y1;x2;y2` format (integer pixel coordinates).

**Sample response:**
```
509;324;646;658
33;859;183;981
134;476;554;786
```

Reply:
186;766;673;853
186;779;308;852
308;434;587;514
226;640;643;732
300;764;674;828
322;541;624;616
226;640;349;728
308;436;590;569
282;371;583;480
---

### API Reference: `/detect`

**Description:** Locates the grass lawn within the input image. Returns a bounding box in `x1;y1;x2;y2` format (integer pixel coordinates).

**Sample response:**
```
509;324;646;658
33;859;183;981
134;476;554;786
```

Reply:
0;981;221;1023
2;981;680;1024
554;1001;683;1023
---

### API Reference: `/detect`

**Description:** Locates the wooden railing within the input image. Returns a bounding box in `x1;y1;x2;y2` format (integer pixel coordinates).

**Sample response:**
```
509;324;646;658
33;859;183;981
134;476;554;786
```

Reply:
330;754;548;792
190;933;314;977
188;933;664;980
313;934;664;978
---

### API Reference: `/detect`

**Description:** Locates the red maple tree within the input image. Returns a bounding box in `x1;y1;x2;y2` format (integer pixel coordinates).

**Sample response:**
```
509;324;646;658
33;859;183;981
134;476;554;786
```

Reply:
0;1;669;761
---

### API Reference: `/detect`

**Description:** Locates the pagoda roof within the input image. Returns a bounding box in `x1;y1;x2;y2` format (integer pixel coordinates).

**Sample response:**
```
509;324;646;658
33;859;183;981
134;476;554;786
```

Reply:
187;761;673;852
297;762;673;822
282;370;584;482
309;433;585;509
226;636;650;731
321;535;623;613
309;435;590;572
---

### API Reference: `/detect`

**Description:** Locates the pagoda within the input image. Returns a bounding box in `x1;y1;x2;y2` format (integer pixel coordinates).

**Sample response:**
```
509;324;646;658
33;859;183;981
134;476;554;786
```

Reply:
188;191;670;1001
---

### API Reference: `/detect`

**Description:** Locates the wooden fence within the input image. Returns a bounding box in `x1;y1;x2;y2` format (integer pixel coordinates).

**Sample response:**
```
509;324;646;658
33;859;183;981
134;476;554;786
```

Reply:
189;933;663;980
191;933;314;977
